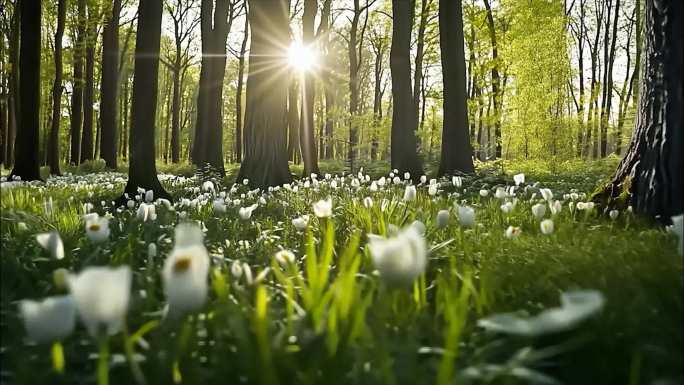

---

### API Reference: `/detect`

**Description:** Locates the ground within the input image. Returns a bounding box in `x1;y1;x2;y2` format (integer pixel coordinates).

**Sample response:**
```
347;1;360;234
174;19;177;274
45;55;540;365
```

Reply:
0;158;681;385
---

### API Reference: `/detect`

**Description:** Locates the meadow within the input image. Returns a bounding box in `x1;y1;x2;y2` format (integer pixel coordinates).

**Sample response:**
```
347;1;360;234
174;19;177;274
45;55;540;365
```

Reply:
1;159;681;385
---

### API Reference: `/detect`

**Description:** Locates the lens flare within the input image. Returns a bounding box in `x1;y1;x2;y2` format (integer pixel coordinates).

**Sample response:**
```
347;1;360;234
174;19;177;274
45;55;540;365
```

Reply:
287;41;317;72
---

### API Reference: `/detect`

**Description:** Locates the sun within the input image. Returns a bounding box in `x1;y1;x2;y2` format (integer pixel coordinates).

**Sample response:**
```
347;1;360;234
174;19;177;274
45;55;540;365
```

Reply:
287;41;318;72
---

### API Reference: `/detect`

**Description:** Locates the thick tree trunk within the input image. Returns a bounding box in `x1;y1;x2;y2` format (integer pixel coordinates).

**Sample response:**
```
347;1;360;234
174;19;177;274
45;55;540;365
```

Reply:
100;0;121;169
390;0;423;177
120;0;171;202
234;11;248;163
596;0;683;221
437;0;474;175
192;0;233;176
9;0;41;181
299;0;319;176
48;0;67;175
236;0;292;188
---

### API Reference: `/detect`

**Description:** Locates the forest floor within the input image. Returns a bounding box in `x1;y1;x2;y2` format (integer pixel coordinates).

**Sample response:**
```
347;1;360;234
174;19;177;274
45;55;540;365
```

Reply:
0;158;682;385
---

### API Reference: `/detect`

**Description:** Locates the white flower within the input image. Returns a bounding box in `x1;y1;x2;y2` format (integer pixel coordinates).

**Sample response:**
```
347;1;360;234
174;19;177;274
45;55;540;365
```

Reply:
436;210;450;229
292;215;310;231
213;199;227;214
67;266;131;336
313;198;333;218
36;232;64;260
478;290;605;336
381;198;391;212
531;203;546;220
239;204;258;221
540;219;554;235
403;185;417;202
369;181;378;192
504;226;522;239
549;200;562;216
363;197;374;208
404;172;410;180
148;243;157;259
452;176;462;187
392;176;401;185
330;180;338;189
137;203;157;222
428;184;438;196
500;202;514;215
668;214;683;256
274;250;296;267
85;214;110;243
162;225;210;316
230;260;243;278
17;222;28;232
494;187;507;199
202;180;215;193
145;190;154;203
351;178;360;188
540;188;553;201
367;224;427;286
420;175;427;184
479;189;489;197
458;206;476;227
19;295;77;343
609;209;619;220
243;179;249;185
377;177;386;187
513;173;525;186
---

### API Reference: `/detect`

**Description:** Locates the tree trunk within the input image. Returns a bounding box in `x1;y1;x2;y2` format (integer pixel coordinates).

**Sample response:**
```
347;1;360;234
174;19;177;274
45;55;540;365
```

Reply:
414;0;429;137
596;0;683;221
100;0;121;169
192;0;234;176
9;0;41;181
287;74;300;163
234;10;248;163
70;0;86;164
170;45;182;163
80;5;97;164
600;0;620;157
390;0;423;177
48;0;67;175
120;0;171;202
299;0;319;176
236;0;292;188
437;0;474;175
482;0;502;158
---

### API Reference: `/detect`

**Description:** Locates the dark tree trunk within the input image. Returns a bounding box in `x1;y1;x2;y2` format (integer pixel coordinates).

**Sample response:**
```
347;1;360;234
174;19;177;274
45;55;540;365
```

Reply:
236;0;292;188
120;0;171;202
9;0;41;181
414;0;429;137
317;0;334;159
170;45;182;163
192;0;234;176
300;0;319;176
234;9;248;163
287;74;300;163
48;0;67;175
121;73;129;160
80;5;97;164
70;0;86;164
347;0;370;172
370;37;386;162
437;0;474;175
100;0;121;169
390;0;423;177
596;0;683;221
482;0;502;158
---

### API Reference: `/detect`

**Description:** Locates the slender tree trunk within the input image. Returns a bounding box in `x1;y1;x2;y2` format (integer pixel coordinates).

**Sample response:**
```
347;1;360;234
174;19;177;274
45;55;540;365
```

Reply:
48;0;67;175
120;0;170;202
9;0;41;180
70;0;86;164
437;0;474;175
100;0;121;169
600;0;620;157
234;11;248;163
414;0;429;145
596;0;683;221
482;0;502;158
300;0;319;176
390;0;423;177
236;0;292;188
80;6;97;164
287;74;300;163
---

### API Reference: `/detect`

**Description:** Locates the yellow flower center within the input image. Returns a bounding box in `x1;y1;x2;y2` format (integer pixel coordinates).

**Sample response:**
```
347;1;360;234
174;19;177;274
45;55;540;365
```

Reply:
173;257;192;273
88;224;101;232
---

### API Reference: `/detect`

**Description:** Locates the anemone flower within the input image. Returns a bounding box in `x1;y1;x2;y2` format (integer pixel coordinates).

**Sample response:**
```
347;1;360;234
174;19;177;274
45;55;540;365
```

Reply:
19;295;77;343
36;231;65;260
367;223;427;286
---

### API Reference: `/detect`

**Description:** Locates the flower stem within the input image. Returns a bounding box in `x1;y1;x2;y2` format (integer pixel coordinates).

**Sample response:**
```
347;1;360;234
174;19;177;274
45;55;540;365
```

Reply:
97;335;109;385
51;341;65;374
122;320;147;385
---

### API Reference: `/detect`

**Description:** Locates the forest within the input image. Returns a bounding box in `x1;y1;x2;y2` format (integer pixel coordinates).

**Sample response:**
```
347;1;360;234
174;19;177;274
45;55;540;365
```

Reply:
0;0;682;384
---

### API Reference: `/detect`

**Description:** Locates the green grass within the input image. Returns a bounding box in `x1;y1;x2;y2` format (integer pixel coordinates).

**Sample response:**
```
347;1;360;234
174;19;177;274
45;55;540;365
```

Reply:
1;159;681;385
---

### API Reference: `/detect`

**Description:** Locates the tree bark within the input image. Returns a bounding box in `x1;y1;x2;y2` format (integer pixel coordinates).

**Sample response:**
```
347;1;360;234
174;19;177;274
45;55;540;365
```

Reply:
482;0;502;158
120;0;171;202
192;0;234;176
236;0;292;188
287;74;300;163
80;3;98;164
600;0;620;157
413;0;429;133
48;0;67;175
9;0;41;181
299;0;319;176
437;0;474;175
596;0;683;221
235;7;248;163
319;0;334;159
100;0;121;169
390;0;423;177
